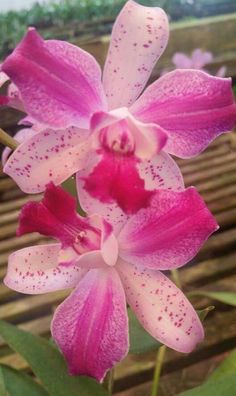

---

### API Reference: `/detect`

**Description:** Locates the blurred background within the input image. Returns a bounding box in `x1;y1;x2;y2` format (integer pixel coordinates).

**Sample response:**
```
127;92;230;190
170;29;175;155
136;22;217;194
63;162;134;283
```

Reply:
0;1;236;396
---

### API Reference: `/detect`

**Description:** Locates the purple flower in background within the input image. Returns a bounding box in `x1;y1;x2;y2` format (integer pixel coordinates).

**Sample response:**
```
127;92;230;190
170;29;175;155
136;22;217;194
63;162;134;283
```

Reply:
165;48;227;77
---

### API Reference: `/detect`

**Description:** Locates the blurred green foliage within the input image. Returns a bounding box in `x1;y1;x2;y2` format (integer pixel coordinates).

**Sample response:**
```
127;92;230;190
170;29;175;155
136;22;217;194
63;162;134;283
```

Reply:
0;0;236;59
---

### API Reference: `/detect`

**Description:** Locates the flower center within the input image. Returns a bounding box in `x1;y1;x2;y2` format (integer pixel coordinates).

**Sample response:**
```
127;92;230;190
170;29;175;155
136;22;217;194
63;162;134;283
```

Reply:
99;119;135;155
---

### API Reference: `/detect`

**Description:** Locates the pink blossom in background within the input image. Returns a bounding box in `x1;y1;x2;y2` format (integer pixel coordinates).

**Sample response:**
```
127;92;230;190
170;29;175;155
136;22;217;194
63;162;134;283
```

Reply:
1;0;236;215
162;48;227;77
4;183;218;381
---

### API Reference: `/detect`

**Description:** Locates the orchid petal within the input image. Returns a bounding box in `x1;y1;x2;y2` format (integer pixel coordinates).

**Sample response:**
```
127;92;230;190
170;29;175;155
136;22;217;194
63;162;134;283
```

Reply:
191;49;213;68
138;151;184;191
76;151;184;233
7;82;24;111
103;0;169;109
17;183;101;253
77;165;129;234
4;127;90;193
2;28;106;129
117;259;204;353
172;53;192;69
91;108;167;159
4;244;85;294
118;187;218;270
131;70;236;158
1;127;37;166
101;219;119;266
51;267;129;381
79;150;155;214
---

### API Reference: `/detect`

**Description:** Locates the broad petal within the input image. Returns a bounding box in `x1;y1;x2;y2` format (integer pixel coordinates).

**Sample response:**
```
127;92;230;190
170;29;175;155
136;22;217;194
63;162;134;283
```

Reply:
117;260;204;353
2;28;106;129
103;0;169;109
4;126;90;193
76;151;184;233
118;187;218;270
4;244;85;294
131;70;236;158
51;267;129;381
1;127;37;166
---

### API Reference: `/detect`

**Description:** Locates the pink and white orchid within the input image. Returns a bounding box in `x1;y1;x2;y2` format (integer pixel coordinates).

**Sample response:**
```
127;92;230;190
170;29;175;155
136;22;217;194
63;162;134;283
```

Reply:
4;183;218;381
2;0;236;215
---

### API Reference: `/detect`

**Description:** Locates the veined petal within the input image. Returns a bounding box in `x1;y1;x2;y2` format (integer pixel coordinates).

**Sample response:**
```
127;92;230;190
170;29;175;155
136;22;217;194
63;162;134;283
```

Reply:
117;260;204;353
4;127;90;193
4;244;85;294
103;0;169;109
131;70;236;158
1;127;37;166
51;267;129;381
118;187;218;270
2;28;106;129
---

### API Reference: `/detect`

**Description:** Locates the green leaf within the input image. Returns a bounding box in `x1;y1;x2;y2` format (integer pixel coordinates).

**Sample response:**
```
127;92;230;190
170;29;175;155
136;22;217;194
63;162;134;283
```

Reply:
0;320;108;396
128;309;161;354
0;366;7;396
197;306;215;321
0;364;49;396
178;373;236;395
207;349;236;381
189;291;236;307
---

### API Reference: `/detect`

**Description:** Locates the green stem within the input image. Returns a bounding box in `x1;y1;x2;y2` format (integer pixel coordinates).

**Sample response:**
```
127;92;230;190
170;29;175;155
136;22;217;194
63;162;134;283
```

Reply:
104;369;114;395
0;128;18;150
150;345;167;396
171;268;181;289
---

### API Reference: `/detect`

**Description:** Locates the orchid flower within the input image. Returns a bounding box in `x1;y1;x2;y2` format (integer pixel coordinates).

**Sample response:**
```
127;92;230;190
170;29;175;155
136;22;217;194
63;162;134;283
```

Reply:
2;1;236;215
172;49;227;77
4;183;218;381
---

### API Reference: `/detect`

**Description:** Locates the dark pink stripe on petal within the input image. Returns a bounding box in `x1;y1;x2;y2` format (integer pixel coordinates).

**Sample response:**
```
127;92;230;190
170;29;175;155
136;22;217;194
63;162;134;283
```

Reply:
2;28;106;129
51;267;129;381
131;70;236;158
118;187;218;270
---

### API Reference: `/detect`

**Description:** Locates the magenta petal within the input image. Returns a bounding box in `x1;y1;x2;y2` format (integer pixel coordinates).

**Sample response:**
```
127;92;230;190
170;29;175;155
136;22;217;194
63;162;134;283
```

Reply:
117;260;204;353
17;183;101;252
118;187;218;270
51;267;129;381
81;150;155;214
131;70;236;158
4;244;85;294
4;126;89;193
2;28;106;129
76;151;184;233
103;0;169;109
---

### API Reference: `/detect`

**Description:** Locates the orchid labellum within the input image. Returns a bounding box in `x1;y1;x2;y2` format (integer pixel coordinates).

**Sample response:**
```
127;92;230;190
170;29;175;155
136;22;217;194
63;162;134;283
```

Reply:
4;184;218;381
1;0;236;216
